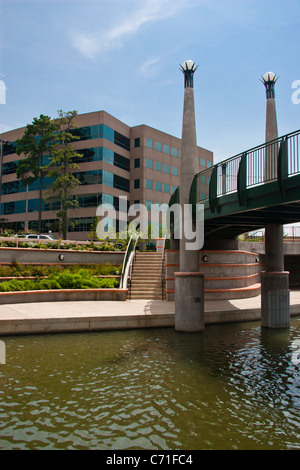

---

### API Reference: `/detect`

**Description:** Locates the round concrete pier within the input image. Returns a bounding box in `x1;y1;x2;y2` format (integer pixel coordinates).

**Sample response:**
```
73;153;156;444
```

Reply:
175;272;205;332
261;271;290;328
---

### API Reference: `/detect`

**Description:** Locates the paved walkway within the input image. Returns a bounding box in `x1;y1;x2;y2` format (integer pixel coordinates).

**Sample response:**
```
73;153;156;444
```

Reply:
0;291;300;336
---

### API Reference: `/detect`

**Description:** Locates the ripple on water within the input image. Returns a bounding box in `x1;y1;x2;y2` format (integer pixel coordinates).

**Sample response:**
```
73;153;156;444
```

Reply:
0;320;299;450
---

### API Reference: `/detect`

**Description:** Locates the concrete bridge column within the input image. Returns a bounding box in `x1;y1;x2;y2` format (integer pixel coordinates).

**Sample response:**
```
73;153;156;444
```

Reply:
174;60;204;332
261;72;290;328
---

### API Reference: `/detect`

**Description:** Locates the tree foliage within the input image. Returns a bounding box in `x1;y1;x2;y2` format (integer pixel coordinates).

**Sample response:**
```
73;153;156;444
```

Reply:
16;114;59;232
46;110;82;239
16;110;82;238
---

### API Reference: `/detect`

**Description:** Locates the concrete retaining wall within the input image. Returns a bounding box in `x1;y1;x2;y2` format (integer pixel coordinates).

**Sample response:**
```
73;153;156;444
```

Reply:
0;288;127;304
0;247;125;265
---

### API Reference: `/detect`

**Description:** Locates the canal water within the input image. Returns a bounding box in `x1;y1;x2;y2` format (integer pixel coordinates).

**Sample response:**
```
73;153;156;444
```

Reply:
0;318;299;450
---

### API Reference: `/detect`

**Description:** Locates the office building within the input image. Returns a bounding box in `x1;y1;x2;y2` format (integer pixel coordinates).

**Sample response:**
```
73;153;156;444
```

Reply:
0;110;213;240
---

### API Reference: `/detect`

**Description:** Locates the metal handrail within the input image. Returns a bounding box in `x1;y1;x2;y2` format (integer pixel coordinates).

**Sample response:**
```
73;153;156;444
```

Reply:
161;235;167;300
128;234;140;299
120;235;134;289
192;129;300;204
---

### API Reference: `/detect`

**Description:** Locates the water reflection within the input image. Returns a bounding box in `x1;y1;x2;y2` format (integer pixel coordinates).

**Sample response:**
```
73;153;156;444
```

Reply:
0;318;299;450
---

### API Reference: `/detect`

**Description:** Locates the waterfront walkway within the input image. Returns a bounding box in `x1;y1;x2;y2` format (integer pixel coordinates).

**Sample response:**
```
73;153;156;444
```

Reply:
0;290;300;335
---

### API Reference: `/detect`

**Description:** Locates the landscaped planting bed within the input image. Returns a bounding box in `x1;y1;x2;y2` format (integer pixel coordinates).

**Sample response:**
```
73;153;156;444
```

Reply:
0;264;122;292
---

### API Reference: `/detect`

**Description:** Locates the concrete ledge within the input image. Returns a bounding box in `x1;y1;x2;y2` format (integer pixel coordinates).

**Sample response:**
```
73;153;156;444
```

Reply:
0;312;173;336
0;294;299;336
0;288;127;304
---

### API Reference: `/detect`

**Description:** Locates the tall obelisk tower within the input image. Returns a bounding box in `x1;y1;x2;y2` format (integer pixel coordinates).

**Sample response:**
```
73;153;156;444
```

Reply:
174;60;204;332
261;71;290;329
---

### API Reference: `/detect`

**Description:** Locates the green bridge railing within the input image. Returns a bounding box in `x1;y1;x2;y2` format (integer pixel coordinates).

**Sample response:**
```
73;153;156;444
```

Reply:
190;129;300;212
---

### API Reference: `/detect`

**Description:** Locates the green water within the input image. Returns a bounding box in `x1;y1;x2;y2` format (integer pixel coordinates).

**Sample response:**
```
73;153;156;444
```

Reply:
0;319;299;450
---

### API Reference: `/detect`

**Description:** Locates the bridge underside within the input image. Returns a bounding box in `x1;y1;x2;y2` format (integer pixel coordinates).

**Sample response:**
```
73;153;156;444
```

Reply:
204;201;300;239
201;174;300;239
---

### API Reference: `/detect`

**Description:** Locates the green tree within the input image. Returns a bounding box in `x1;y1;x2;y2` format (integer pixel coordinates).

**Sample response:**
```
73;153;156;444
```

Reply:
16;114;59;233
46;110;82;239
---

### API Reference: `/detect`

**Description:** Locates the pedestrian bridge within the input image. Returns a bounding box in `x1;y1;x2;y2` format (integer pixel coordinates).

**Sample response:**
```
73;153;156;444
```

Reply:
170;129;300;239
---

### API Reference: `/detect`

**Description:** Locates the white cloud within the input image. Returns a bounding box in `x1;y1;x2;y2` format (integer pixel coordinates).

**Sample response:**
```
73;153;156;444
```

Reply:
139;57;161;77
71;0;189;59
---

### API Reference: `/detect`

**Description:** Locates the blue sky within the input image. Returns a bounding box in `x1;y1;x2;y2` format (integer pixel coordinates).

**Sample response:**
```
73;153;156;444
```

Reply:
0;0;300;163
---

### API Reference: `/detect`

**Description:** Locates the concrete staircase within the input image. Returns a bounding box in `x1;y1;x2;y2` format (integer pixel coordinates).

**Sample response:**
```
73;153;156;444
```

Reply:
130;252;164;300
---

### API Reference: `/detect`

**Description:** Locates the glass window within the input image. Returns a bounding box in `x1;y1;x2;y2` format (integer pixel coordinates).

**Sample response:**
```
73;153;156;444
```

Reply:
201;175;206;184
146;158;153;169
1;200;26;215
1;180;26;195
3;141;17;156
164;184;170;193
102;193;114;206
172;166;178;176
102;170;114;187
101;147;114;165
2;161;17;175
76;194;98;208
163;164;170;174
172;147;178;157
155;181;161;192
114;174;130;192
207;161;212;168
28;176;54;192
201;158;206;167
114;152;130;171
74;147;98;164
134;158;140;168
74;170;99;186
134;137;140;148
99;124;114;143
155;141;161;152
114;130;130;151
146;200;152;210
163;144;170;154
155;161;162;171
146;179;153;190
72;125;99;141
134;179;140;189
146;138;153;149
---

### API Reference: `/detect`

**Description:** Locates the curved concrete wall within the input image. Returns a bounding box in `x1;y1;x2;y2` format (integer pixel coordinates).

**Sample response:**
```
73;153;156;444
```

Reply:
165;249;262;300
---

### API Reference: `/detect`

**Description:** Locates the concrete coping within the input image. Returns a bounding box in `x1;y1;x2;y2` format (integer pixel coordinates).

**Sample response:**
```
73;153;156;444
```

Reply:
166;249;259;256
174;272;204;277
261;271;290;276
0;246;125;254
